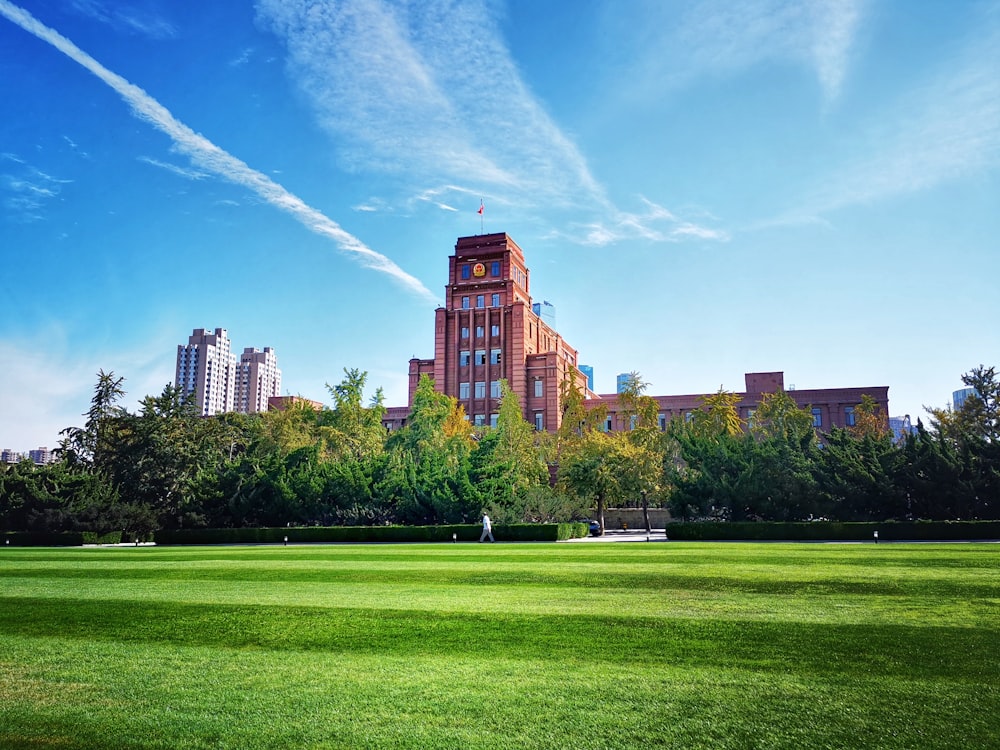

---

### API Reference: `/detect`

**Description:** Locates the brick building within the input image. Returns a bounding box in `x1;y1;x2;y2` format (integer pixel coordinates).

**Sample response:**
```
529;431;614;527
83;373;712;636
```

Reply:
383;233;589;431
384;232;890;434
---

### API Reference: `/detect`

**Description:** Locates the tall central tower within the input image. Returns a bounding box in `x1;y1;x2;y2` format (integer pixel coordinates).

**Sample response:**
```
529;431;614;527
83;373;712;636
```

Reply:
406;233;586;431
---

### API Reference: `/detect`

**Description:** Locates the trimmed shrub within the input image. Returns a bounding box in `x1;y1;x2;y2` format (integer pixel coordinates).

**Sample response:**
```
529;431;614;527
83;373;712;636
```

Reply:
3;531;86;547
664;520;1000;542
153;523;581;546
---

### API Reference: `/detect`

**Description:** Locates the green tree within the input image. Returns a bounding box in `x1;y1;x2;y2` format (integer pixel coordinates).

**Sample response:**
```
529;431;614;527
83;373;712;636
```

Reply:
690;387;744;439
473;381;548;522
321;369;387;461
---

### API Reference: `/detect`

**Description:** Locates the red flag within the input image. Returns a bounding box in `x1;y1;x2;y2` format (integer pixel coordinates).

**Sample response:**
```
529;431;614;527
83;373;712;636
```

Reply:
477;200;484;215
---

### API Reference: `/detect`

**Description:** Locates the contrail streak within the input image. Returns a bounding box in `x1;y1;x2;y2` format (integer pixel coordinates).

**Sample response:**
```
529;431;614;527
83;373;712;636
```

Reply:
0;0;438;304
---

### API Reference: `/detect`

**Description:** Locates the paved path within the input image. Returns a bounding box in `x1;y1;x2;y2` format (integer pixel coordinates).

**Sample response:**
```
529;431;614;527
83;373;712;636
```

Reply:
565;529;670;543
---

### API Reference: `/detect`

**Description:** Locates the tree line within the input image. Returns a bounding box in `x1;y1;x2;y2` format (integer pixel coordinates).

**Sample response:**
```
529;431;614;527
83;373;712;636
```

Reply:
1;365;997;537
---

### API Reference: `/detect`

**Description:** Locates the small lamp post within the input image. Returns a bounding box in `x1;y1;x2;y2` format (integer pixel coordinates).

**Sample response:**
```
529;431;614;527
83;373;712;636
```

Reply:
283;535;288;547
452;532;457;543
873;530;879;544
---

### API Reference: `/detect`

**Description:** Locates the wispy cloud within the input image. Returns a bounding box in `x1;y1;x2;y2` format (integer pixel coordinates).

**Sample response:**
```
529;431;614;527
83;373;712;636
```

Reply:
1;157;70;222
628;0;866;105
71;0;176;39
575;197;730;246
138;156;208;180
255;0;723;246
791;6;1000;218
0;0;438;304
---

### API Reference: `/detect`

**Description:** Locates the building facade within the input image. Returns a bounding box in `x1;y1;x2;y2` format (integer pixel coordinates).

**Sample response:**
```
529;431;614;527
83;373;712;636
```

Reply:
235;347;282;414
384;233;891;435
384;233;589;431
175;328;237;416
591;371;890;435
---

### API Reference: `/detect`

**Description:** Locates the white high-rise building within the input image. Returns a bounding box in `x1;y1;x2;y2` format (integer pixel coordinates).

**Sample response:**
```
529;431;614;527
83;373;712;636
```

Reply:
235;347;282;414
175;328;237;416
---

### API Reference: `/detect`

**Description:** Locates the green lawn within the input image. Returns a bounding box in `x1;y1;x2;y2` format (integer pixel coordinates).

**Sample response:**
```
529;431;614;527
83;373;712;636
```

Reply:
1;541;998;749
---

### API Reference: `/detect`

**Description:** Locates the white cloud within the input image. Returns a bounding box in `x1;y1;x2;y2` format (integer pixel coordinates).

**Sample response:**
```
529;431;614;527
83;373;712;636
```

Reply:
631;0;866;104
1;162;70;221
0;336;177;451
137;156;208;180
0;0;438;305
71;0;176;39
255;0;724;248
801;8;1000;215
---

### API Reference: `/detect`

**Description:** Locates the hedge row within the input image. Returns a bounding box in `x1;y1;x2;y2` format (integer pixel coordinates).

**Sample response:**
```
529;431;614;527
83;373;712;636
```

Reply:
153;522;590;546
2;531;124;546
664;520;1000;541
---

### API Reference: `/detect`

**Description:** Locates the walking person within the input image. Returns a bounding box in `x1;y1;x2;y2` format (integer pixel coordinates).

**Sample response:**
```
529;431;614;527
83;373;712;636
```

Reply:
479;513;495;543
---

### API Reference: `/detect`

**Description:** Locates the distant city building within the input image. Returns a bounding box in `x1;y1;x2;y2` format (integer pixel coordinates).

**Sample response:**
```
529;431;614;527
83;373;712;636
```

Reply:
28;447;53;465
616;373;634;394
1;448;22;464
889;415;916;444
531;300;556;329
235;347;282;414
175;328;237;416
953;387;977;410
382;233;891;436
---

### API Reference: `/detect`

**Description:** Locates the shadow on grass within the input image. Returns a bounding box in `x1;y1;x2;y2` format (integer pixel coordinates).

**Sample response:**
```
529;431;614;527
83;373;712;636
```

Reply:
1;596;996;681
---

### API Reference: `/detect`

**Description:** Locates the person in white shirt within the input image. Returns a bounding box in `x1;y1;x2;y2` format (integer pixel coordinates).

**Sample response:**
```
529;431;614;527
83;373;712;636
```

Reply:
479;514;495;543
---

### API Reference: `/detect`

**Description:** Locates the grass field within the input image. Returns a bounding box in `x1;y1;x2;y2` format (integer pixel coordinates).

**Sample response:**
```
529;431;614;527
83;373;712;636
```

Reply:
0;541;998;749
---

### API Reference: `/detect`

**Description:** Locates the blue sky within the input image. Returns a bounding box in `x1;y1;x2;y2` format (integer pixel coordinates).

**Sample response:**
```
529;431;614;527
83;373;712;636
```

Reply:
1;0;998;450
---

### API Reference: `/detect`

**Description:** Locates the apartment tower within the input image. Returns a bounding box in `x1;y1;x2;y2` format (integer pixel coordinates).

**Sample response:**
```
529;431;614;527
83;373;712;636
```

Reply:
235;347;282;414
175;327;236;416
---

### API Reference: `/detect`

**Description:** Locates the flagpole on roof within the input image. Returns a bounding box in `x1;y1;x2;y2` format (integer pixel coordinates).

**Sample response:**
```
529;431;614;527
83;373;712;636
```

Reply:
478;198;484;234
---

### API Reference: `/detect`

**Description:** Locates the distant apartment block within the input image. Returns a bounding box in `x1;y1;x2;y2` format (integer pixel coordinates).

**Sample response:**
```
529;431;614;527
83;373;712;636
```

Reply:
176;328;237;416
28;447;53;464
176;329;283;416
235;347;282;414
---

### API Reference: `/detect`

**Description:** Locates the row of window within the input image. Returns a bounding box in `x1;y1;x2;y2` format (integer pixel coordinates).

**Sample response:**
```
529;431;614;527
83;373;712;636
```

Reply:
463;412;545;430
460;261;502;280
460;324;501;339
600;406;860;432
460;293;502;309
459;349;502;366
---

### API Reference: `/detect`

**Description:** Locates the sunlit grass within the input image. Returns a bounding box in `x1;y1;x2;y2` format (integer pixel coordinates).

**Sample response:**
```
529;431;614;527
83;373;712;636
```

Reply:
1;542;998;748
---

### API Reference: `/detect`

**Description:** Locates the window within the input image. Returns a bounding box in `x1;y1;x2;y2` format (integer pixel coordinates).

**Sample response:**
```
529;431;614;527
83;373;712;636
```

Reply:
474;414;485;426
491;324;500;337
490;349;502;365
460;326;469;339
475;350;487;365
605;417;613;432
476;295;485;308
658;413;666;431
812;407;822;427
459;382;470;399
845;407;856;427
475;325;484;339
685;411;693;423
490;380;501;398
491;293;500;307
461;296;469;309
534;379;543;398
534;412;544;431
490;413;499;428
491;261;500;276
461;264;471;280
629;415;638;431
475;381;486;398
460;351;470;367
